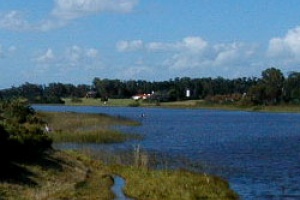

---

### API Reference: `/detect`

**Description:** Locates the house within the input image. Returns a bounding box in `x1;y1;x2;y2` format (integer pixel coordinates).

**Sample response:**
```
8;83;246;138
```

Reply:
132;93;151;100
85;91;97;98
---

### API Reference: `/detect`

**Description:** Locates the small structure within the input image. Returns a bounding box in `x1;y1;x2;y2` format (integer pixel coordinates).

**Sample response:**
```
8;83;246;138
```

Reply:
186;89;191;98
132;93;151;100
85;91;97;98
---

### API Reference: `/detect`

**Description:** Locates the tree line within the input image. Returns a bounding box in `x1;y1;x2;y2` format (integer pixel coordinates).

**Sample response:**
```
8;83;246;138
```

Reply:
1;68;300;105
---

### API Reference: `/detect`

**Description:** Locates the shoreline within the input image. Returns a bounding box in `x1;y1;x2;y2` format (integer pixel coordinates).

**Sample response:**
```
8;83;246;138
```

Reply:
0;108;239;199
35;98;300;113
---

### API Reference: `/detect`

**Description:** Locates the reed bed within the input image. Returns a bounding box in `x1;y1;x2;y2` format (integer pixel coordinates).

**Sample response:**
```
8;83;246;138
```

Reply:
37;111;141;143
112;165;239;200
52;130;138;143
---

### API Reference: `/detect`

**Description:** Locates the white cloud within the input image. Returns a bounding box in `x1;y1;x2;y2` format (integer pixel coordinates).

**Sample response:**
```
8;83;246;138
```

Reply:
52;0;139;20
0;11;31;31
31;45;103;81
86;48;99;58
181;37;208;53
117;40;143;52
268;26;300;62
66;45;82;65
35;49;55;63
146;37;208;53
0;0;138;32
146;42;174;51
117;37;256;71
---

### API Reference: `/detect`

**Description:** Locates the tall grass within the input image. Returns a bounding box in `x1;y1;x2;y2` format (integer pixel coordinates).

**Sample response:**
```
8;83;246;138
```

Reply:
51;130;140;143
64;148;239;200
112;166;239;200
37;111;141;143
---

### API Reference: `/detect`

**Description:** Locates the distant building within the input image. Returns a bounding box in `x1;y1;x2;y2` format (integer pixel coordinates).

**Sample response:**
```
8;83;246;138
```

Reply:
85;91;97;98
186;89;191;98
132;93;151;100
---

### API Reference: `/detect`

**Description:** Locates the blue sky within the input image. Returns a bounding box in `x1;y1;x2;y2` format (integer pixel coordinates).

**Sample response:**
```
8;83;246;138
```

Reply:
1;0;300;88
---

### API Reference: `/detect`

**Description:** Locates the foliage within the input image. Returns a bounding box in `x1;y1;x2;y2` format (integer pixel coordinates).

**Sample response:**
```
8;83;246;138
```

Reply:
1;68;300;105
0;100;52;161
248;68;285;105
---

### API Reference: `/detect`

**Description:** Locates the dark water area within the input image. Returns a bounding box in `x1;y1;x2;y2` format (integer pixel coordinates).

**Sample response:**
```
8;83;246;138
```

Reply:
33;105;300;200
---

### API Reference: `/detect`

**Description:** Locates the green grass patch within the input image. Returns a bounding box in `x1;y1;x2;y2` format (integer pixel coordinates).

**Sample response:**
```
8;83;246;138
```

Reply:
64;98;137;107
113;166;239;200
51;130;140;143
64;97;300;113
0;150;239;199
37;111;141;143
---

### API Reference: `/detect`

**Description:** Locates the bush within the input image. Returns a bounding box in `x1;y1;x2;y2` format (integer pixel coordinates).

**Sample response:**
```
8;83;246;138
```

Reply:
0;100;53;161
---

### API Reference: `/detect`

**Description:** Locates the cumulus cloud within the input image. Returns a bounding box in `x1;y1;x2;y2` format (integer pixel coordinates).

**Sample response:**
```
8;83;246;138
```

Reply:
33;46;101;71
146;37;208;53
117;37;256;71
29;45;104;83
117;40;144;52
52;0;139;20
86;48;99;58
268;26;300;62
0;11;31;31
35;49;55;63
181;37;208;53
0;0;138;32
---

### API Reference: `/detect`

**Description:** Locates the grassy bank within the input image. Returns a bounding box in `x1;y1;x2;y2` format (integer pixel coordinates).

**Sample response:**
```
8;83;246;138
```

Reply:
0;150;115;199
64;97;300;113
113;166;238;200
0;111;239;199
37;111;141;143
0;150;239;200
64;98;136;107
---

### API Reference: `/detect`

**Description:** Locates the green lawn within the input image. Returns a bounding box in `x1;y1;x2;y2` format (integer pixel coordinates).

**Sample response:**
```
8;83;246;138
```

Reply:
64;97;300;113
64;98;137;107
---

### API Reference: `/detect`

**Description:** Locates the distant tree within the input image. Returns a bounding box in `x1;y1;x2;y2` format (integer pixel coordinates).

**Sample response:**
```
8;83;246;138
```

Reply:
261;68;285;104
283;71;300;103
247;68;284;105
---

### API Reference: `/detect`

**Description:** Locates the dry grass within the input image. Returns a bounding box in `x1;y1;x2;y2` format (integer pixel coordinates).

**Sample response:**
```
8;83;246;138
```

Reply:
0;150;114;200
0;150;239;200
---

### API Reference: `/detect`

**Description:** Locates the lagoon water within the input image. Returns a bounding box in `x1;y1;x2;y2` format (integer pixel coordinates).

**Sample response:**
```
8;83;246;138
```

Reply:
33;105;300;200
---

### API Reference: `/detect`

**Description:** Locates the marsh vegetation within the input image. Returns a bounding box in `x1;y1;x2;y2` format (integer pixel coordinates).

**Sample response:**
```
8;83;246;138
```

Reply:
0;101;238;199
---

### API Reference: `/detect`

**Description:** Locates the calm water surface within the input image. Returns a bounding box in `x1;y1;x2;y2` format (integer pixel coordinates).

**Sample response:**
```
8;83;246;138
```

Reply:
33;105;300;200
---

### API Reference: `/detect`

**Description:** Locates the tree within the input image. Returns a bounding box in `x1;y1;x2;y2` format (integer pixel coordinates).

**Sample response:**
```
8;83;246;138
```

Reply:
261;68;285;104
283;72;300;103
